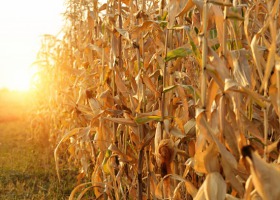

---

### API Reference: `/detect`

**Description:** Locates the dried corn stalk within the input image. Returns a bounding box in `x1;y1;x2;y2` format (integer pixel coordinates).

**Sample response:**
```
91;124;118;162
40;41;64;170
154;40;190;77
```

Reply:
32;0;280;199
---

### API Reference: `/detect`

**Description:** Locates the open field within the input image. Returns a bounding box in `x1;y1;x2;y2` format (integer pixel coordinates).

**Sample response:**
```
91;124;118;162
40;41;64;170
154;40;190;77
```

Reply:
0;90;76;199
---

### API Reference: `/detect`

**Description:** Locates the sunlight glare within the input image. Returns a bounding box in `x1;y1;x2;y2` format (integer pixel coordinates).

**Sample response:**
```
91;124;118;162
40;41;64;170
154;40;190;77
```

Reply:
3;67;36;92
0;0;64;92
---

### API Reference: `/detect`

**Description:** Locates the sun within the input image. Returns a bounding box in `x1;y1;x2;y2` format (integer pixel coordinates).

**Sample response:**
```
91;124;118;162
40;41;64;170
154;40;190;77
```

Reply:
4;67;36;92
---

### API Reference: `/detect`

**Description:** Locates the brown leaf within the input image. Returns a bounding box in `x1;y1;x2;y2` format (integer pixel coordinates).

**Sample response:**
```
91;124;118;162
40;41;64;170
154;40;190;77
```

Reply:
206;79;219;120
250;34;264;80
241;145;280;200
130;21;160;39
88;97;102;115
194;142;220;174
230;49;252;87
204;172;227;200
221;157;244;196
142;74;160;98
194;172;226;200
208;47;230;82
115;69;130;98
176;0;195;18
197;112;238;169
108;144;136;163
212;5;224;48
167;0;181;28
103;117;137;126
176;85;190;122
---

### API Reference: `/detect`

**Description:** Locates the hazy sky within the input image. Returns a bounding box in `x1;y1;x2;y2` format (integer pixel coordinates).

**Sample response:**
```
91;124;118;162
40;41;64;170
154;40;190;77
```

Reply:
0;0;64;90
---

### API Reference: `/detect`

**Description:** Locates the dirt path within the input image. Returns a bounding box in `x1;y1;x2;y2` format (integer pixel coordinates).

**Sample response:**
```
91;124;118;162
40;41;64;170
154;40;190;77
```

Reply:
0;91;75;199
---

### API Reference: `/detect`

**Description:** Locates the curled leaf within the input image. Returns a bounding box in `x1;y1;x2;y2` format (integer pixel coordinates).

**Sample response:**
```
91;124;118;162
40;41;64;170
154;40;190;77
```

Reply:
241;145;280;200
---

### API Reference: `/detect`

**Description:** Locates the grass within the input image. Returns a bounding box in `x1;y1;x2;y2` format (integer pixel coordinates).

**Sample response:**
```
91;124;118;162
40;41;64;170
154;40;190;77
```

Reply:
0;90;77;200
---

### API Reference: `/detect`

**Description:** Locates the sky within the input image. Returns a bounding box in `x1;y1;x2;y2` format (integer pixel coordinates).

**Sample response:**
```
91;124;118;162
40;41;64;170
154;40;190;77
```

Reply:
0;0;65;91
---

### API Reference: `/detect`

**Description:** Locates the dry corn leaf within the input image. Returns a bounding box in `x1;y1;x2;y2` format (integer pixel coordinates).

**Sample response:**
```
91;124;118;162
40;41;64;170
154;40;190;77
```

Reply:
244;175;254;200
69;182;92;200
225;79;268;108
225;194;241;200
212;5;224;47
197;112;238;169
91;155;105;198
108;144;136;163
204;172;227;200
54;127;84;181
206;64;226;89
76;185;94;200
176;85;190;122
115;69;130;98
260;43;276;92
242;145;280;200
172;174;198;198
88;97;102;115
142;74;160;97
230;49;252;87
94;122;109;151
156;174;198;199
269;85;279;116
167;0;181;28
206;79;219;120
250;34;264;80
138;131;155;150
104;117;137;126
99;89;114;108
130;21;160;39
226;9;244;21
186;30;202;65
193;142;220;174
184;118;196;135
170;126;185;139
194;172;226;200
163;85;178;93
32;0;280;199
266;138;280;154
176;0;195;18
208;47;230;82
221;157;244;196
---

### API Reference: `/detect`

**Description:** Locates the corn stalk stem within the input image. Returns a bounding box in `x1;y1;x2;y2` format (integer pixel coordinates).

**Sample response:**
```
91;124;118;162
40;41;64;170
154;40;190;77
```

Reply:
263;106;268;161
140;2;149;191
276;61;280;126
262;0;276;160
146;150;151;199
118;0;123;70
201;0;208;108
219;94;225;143
137;147;144;200
134;1;145;199
222;0;229;59
160;0;165;16
161;30;168;121
111;0;117;147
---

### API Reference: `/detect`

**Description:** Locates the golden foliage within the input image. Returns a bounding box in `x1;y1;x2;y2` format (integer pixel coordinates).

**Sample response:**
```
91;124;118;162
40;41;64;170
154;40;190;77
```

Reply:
32;0;280;199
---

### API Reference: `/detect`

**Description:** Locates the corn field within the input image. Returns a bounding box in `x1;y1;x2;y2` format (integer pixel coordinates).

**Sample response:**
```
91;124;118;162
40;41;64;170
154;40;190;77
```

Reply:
32;0;280;199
